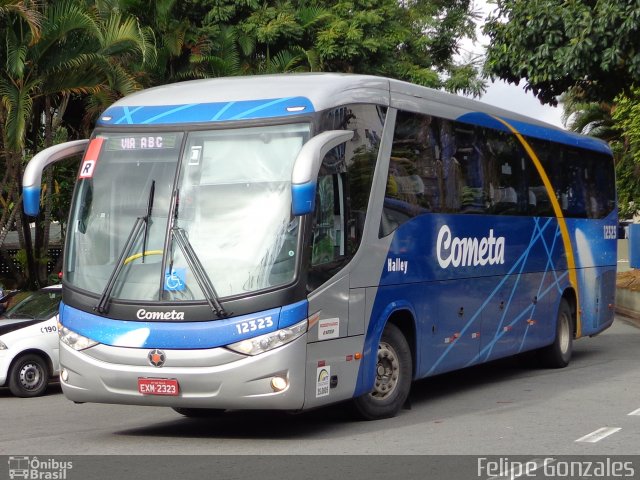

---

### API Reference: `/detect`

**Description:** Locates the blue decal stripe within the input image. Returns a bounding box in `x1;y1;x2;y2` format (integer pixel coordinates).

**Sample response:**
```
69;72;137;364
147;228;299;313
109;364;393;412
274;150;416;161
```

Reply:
230;97;295;120
142;103;198;124
116;106;143;125
99;97;314;126
279;299;308;329
60;301;308;349
211;101;235;121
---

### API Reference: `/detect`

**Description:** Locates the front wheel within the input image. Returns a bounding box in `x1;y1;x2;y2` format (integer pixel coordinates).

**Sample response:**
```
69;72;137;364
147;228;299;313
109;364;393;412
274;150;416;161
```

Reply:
539;299;573;368
352;323;412;420
9;354;50;397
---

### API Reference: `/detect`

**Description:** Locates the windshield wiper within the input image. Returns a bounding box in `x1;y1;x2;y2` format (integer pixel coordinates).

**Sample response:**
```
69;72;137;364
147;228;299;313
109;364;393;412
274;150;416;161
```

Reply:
94;217;144;313
141;180;155;263
95;181;155;314
171;227;229;318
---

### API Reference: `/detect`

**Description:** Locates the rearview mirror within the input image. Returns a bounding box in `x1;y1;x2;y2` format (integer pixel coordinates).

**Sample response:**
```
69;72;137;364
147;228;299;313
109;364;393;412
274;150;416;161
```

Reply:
23;140;89;216
290;130;353;216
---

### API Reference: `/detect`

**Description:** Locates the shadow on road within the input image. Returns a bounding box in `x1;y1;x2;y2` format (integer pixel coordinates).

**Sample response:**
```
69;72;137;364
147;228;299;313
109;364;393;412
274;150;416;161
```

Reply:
114;403;356;439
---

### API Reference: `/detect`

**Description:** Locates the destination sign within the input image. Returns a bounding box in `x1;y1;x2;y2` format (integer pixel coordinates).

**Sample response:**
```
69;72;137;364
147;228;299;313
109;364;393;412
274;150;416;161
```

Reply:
105;134;178;151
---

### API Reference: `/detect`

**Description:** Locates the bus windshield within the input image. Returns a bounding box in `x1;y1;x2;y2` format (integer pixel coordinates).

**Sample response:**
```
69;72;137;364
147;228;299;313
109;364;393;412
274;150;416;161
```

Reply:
65;123;310;303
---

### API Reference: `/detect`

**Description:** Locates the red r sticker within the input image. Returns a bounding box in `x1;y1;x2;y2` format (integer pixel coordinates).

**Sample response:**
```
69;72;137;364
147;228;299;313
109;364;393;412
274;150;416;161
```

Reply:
79;137;105;179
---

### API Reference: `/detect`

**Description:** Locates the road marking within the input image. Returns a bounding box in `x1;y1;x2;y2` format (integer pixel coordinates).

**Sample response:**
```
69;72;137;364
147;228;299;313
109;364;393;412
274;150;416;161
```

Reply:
628;407;640;416
486;458;552;480
575;427;621;443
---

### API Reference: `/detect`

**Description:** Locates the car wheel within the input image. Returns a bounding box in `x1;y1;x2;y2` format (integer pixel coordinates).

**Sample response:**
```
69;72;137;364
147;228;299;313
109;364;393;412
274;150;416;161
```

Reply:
352;323;412;420
9;354;50;397
540;299;573;368
172;407;226;418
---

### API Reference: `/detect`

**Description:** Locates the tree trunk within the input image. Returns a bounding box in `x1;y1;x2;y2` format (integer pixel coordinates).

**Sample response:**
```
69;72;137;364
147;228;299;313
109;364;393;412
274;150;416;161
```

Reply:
38;95;55;284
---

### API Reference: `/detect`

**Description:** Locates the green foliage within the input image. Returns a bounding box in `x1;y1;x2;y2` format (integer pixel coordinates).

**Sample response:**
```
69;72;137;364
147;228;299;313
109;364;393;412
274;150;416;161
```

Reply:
115;0;484;93
310;0;483;92
484;0;640;105
615;153;640;218
0;0;152;286
612;88;640;217
1;0;486;286
613;88;640;166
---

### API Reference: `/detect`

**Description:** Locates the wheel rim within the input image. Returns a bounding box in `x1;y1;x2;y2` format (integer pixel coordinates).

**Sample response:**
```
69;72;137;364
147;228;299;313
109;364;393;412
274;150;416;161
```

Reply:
371;341;400;400
558;312;571;354
19;362;44;391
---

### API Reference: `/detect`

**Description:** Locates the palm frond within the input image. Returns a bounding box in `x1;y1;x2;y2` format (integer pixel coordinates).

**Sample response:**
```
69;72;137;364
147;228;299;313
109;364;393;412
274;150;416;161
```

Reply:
0;0;43;42
1;81;35;151
34;0;97;60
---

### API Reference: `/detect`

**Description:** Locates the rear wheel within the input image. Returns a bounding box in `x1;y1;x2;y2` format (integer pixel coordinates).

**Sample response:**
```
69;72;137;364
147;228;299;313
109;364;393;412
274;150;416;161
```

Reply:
540;299;573;368
172;407;226;418
352;323;412;420
9;354;50;397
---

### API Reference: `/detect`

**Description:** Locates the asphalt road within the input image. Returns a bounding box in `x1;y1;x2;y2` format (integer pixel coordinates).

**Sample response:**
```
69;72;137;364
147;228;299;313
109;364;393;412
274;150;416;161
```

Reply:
1;316;639;458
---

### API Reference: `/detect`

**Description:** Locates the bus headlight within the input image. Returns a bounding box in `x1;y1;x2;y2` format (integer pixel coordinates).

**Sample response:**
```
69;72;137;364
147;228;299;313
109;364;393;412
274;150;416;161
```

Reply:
226;319;307;356
58;321;98;351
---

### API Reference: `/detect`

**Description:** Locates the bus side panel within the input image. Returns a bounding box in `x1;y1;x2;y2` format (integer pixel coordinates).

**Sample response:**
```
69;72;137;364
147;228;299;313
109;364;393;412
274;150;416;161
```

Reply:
304;274;369;408
478;271;557;364
420;279;483;376
355;213;574;393
567;212;618;336
304;335;366;408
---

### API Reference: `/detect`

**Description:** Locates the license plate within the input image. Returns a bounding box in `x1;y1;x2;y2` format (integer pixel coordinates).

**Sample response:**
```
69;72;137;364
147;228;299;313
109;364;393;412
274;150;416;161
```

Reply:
138;378;180;396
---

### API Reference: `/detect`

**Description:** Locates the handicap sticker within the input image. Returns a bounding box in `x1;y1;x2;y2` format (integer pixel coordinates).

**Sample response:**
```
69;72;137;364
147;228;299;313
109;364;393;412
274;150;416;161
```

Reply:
164;268;186;291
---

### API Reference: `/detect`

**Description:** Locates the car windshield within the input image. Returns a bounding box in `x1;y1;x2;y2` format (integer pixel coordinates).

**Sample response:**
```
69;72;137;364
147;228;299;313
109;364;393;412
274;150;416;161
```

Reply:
3;289;62;320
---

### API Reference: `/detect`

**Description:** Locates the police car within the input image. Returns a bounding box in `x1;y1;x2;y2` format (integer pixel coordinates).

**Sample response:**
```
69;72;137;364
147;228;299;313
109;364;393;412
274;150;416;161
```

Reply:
0;285;62;397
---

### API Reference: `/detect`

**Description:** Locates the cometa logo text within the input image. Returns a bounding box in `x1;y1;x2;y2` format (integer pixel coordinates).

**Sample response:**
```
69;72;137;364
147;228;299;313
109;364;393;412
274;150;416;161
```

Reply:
136;309;185;320
436;225;505;269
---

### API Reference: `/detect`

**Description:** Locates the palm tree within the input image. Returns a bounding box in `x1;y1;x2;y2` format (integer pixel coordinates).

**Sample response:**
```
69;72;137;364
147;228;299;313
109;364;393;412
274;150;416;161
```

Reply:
561;90;618;143
0;0;153;287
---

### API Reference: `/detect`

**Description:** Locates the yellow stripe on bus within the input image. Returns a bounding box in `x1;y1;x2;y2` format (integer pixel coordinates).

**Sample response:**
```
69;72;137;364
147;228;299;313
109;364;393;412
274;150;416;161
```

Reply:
490;116;582;338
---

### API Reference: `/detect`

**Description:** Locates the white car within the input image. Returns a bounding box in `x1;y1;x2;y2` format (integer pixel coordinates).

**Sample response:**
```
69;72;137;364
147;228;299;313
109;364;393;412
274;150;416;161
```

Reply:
0;285;62;397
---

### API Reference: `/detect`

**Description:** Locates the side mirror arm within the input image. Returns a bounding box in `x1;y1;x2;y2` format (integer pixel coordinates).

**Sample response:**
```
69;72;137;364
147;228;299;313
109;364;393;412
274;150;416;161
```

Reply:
23;139;89;216
290;130;354;216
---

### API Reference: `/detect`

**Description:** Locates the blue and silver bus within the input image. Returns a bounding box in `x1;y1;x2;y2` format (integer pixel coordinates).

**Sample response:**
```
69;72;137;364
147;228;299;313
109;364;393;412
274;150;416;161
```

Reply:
23;74;617;419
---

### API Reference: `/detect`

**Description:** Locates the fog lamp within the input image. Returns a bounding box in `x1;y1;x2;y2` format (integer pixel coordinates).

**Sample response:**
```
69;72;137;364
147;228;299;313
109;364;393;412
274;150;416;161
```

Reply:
270;376;288;392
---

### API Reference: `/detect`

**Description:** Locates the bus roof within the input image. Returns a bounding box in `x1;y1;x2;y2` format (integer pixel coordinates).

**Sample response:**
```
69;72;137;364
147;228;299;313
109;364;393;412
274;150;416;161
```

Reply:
97;73;611;155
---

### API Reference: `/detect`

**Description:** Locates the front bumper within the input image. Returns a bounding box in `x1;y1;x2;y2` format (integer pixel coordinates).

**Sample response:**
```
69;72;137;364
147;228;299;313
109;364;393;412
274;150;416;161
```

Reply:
59;333;307;410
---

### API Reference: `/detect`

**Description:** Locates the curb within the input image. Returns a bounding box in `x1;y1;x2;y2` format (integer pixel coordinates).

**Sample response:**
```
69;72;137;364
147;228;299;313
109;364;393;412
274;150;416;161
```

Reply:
615;285;640;328
615;306;640;329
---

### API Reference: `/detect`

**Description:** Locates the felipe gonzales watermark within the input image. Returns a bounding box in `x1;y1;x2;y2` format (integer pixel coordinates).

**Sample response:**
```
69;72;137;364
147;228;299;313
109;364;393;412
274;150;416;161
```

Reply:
8;456;73;479
478;457;636;480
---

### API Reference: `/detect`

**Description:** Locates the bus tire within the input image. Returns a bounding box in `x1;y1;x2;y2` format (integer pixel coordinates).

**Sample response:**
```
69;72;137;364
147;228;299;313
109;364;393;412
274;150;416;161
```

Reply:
352;323;412;420
540;299;573;368
9;354;50;398
172;407;225;418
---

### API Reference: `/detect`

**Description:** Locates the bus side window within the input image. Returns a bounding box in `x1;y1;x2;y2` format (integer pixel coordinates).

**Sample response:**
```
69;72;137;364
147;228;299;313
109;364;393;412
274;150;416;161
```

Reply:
308;163;348;290
380;111;439;236
310;104;382;291
311;173;345;266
